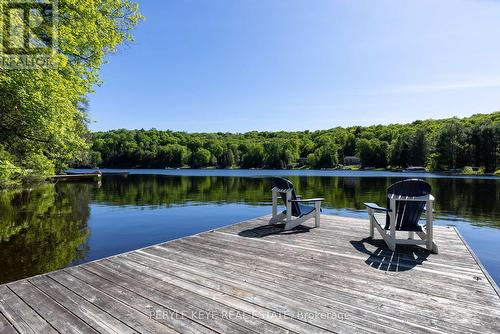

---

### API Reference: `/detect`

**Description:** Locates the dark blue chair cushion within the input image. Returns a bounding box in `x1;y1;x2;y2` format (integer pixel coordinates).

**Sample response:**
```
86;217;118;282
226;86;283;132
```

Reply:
298;204;315;217
384;179;431;231
273;177;302;217
281;204;316;218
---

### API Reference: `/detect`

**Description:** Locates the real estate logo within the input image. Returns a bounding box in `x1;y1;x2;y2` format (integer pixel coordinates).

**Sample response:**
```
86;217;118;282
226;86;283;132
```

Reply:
0;0;58;69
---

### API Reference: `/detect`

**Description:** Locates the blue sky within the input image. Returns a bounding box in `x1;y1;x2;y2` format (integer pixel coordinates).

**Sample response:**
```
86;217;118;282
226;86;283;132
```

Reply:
89;0;500;132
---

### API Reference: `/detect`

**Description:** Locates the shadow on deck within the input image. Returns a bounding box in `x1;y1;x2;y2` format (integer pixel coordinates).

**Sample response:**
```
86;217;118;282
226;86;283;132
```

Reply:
239;219;431;272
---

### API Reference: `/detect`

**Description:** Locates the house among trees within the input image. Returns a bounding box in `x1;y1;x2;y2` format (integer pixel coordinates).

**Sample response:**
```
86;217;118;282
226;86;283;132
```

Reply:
344;156;361;166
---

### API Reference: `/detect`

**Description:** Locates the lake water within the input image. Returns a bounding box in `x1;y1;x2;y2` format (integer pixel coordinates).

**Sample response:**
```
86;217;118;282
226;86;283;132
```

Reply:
1;169;499;286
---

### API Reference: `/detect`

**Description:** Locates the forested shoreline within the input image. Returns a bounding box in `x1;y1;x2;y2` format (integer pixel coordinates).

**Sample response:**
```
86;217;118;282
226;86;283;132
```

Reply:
90;112;499;173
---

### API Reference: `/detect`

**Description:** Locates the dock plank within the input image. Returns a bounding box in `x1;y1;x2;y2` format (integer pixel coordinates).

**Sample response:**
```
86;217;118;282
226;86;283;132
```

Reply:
0;312;17;334
0;285;57;334
7;280;97;334
66;267;206;334
29;275;137;334
1;214;499;333
48;270;177;334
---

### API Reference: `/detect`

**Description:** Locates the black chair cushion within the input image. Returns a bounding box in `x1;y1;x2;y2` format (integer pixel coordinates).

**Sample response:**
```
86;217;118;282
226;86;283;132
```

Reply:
273;177;302;217
384;179;431;231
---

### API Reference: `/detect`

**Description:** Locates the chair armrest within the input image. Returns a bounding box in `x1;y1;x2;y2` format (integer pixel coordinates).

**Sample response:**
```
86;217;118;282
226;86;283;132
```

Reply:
364;202;390;212
423;205;436;213
389;194;435;202
270;196;303;201
289;198;324;203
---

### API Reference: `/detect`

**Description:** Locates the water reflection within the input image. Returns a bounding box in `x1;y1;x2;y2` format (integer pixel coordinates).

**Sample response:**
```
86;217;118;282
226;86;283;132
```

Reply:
94;175;499;227
0;175;498;284
0;183;91;283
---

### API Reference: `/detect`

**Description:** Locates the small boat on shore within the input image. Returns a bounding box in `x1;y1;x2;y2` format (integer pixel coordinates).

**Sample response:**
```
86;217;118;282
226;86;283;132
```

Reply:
403;166;427;173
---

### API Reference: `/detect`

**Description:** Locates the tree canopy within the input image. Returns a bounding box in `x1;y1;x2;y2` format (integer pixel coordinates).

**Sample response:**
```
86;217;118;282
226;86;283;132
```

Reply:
0;0;142;187
89;112;499;172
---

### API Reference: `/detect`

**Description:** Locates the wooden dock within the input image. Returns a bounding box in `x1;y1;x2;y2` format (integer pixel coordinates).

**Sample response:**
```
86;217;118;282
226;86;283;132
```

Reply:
1;214;499;333
48;173;101;183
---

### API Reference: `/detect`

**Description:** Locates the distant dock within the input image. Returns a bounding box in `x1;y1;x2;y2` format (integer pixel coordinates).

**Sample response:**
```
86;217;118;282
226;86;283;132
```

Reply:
1;215;499;333
48;173;102;182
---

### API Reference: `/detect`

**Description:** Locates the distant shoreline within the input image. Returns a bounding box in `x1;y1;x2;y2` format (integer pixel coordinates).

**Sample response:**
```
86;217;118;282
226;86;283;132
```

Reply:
67;168;500;180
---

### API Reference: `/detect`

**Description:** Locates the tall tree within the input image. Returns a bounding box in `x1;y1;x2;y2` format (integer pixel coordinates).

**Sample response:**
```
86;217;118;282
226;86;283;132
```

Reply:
356;139;388;168
433;121;468;170
219;147;235;168
409;129;429;167
0;0;142;187
469;121;499;172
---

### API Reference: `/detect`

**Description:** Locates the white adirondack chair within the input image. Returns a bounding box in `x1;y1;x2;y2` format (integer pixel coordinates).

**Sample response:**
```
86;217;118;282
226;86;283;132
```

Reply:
269;178;324;231
364;179;438;253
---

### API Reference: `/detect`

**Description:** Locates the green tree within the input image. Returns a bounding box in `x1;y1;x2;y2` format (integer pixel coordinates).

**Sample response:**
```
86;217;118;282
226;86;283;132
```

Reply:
313;143;339;168
388;130;429;168
219;147;235;168
90;151;103;167
205;140;224;163
432;121;468;170
0;0;142;186
469;121;499;172
191;148;211;168
356;139;388;168
0;146;24;188
343;133;357;157
264;141;297;169
388;132;412;167
241;144;264;168
306;153;317;167
409;129;429;167
158;144;188;168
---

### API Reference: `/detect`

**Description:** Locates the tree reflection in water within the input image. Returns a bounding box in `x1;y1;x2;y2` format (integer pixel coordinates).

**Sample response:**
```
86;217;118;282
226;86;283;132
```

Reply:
0;183;91;283
95;175;499;227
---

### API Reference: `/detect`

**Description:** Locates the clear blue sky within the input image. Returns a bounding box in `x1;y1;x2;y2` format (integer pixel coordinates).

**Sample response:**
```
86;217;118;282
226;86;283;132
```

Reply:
89;0;500;132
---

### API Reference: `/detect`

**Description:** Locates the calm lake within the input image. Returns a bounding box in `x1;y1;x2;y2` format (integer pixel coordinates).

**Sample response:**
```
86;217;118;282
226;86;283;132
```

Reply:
1;169;499;286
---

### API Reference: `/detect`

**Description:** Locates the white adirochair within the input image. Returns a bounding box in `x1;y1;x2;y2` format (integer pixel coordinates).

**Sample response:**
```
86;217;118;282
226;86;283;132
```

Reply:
364;179;438;253
269;178;324;231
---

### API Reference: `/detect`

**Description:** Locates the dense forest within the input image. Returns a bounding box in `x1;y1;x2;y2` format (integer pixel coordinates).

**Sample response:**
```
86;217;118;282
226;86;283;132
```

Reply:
90;112;499;172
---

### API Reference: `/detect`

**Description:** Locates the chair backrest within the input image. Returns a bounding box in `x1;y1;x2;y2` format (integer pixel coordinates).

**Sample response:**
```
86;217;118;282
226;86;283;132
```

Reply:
385;179;432;231
273;178;301;217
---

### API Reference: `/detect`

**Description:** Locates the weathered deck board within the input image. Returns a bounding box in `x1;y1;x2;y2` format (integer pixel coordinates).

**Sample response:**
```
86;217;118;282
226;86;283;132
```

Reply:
0;312;17;334
1;214;499;334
